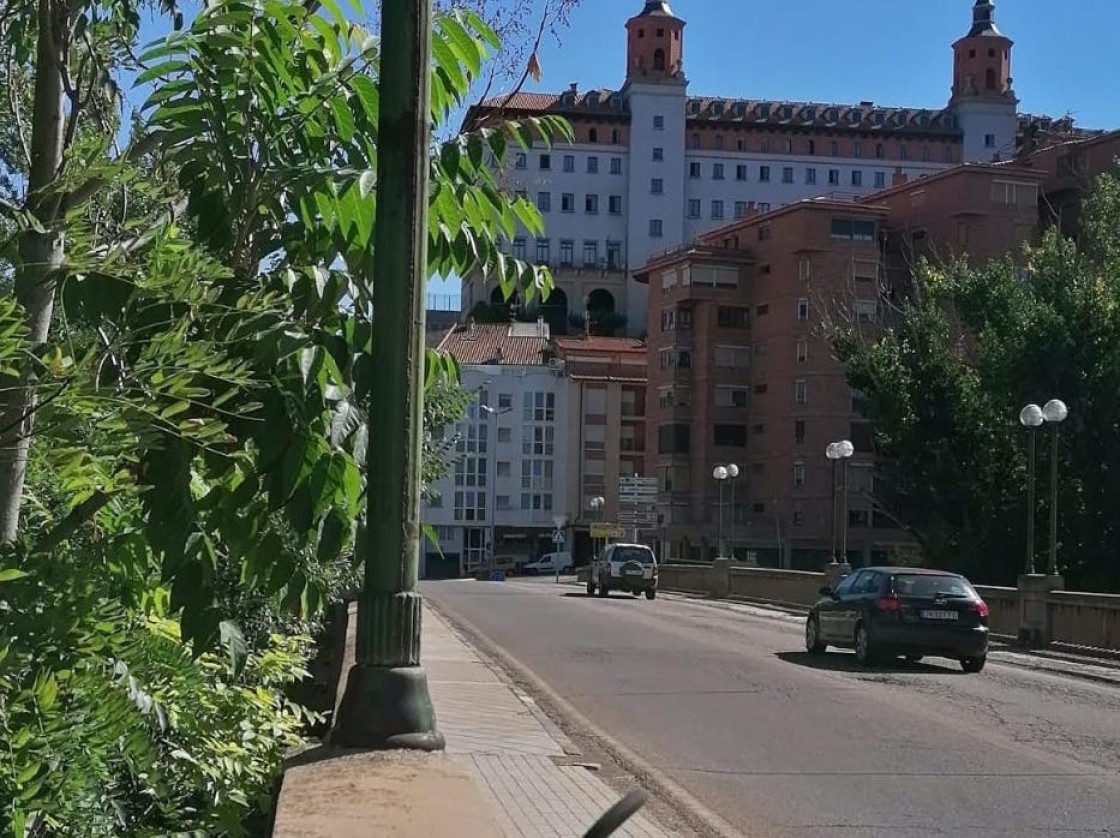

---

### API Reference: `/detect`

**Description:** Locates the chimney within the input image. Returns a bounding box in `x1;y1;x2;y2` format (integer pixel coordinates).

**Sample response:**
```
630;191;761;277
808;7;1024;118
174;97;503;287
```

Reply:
568;82;579;94
892;167;908;187
495;346;503;363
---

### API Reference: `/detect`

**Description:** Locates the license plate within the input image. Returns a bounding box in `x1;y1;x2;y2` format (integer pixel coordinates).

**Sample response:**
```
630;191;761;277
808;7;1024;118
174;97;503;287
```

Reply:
623;567;644;577
921;609;958;621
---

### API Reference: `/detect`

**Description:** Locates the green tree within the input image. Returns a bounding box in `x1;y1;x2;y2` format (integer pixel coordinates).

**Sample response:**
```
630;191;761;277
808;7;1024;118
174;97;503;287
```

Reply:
835;172;1120;590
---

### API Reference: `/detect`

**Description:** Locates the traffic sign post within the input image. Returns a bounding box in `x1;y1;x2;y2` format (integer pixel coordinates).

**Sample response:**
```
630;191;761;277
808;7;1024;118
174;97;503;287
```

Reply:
618;475;659;542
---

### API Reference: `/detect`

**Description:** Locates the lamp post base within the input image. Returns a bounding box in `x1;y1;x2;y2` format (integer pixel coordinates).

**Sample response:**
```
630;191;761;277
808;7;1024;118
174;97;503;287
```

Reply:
332;664;445;751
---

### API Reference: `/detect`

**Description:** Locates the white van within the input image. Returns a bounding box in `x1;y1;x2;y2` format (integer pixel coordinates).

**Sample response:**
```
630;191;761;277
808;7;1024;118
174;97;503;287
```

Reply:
522;552;573;576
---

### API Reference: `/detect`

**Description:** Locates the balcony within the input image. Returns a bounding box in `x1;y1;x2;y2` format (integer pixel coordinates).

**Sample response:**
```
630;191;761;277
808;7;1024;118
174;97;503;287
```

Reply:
620;438;645;453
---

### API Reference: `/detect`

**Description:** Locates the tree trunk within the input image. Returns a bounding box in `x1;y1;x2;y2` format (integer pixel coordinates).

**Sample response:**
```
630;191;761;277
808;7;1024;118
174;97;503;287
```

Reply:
0;0;68;543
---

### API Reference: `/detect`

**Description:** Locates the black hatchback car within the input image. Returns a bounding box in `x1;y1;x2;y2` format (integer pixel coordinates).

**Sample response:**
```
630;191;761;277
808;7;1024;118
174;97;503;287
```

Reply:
805;567;990;672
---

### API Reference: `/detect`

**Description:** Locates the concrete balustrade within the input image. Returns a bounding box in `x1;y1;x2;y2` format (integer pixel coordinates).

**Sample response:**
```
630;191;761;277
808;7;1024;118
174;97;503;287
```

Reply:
657;562;1120;653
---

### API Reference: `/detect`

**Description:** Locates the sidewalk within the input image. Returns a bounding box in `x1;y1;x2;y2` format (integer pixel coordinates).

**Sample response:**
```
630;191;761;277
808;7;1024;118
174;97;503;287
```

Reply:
272;603;670;838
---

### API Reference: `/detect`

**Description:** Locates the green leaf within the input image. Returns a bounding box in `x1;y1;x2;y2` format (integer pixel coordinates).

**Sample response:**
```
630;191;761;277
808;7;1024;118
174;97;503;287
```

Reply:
219;620;249;678
37;672;59;712
0;568;29;583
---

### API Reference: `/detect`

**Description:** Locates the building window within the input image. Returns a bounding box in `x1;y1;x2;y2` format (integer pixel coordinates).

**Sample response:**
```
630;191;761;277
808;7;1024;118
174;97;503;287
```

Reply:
606;240;622;268
851;170;863;187
752;424;766;436
559;239;574;266
794;379;807;404
498;393;512;410
536;238;550;263
755;303;769;316
874;171;886;189
782;166;794;184
658;424;690;454
588;128;598;143
453;490;486;522
537;192;551;213
653;115;665;130
798;258;811;280
830;141;839;156
759;165;771;182
583;240;599;268
854;299;878;323
899;145;909;161
691;133;701;149
806;168;817;185
515;152;527;169
713;424;747;447
649;219;663;237
689;162;701;179
758;202;771;212
653;147;664;161
830;218;876;241
921;145;931;161
758;225;771;241
715;134;724;149
794;419;805;444
736;164;748;181
687;199;701;218
512;237;526;259
715;387;749;408
853;141;862;158
604;195;621;215
753;383;768;395
561;193;575;213
796;340;808;363
734;201;748;219
991;180;1039;206
793;462;806;488
792;510;805;526
760;137;770;152
717;306;748;329
711;200;724;220
808;138;816;154
563;154;575;172
539;153;551;170
875;143;884;159
713;163;725;180
522;391;555;422
651;178;664;195
521;459;554;491
797;298;809;320
585;194;599;214
828;169;840;185
587;156;599;174
752;502;766;514
714;345;751;367
610;157;623;174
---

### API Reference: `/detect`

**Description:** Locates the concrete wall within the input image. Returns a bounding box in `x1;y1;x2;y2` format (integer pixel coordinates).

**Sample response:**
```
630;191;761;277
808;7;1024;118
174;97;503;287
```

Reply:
973;585;1019;637
1049;591;1120;651
728;567;825;608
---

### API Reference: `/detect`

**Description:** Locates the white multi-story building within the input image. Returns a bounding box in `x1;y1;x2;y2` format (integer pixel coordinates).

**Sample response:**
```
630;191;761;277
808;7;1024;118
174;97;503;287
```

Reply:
460;0;1025;337
421;321;572;578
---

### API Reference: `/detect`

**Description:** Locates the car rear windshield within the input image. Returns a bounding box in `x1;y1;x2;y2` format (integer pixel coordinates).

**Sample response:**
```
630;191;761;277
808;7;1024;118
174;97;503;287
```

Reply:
892;573;976;599
612;547;655;564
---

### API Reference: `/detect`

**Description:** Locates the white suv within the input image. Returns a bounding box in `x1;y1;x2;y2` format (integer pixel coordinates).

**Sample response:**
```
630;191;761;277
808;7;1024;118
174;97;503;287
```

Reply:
587;543;658;600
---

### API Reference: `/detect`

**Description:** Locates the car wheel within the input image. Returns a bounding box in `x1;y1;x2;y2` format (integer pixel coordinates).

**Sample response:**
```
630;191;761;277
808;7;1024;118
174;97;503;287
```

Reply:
586;580;595;596
645;588;656;600
854;623;876;666
961;656;986;674
805;615;827;654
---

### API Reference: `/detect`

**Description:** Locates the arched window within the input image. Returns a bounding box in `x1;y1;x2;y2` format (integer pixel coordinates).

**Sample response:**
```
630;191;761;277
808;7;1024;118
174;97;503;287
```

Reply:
588;128;598;143
653;48;666;71
985;67;997;91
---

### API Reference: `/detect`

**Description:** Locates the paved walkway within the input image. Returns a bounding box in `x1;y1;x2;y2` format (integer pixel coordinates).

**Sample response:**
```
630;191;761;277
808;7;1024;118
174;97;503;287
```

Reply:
425;606;669;838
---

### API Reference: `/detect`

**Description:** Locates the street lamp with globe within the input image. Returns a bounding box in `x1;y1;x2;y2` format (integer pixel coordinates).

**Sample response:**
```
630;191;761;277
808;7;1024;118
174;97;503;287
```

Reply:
588;496;606;559
1020;399;1069;576
712;466;728;558
1019;403;1044;574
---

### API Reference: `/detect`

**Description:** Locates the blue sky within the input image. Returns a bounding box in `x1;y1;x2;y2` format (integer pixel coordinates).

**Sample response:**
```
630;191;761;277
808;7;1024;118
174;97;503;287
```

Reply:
128;1;1119;306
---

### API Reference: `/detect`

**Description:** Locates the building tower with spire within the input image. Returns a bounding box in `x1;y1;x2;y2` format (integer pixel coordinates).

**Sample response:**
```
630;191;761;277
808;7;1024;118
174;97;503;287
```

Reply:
622;0;688;335
949;0;1019;162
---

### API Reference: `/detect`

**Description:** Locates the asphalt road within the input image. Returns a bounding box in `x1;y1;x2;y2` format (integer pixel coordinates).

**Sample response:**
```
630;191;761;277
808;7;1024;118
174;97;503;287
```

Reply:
422;578;1120;837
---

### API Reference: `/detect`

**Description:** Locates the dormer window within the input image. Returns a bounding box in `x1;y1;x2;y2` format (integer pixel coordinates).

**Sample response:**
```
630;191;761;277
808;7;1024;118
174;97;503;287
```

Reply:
587;91;600;107
804;107;816;121
759;103;771;118
713;102;724;116
782;106;793;120
850;110;861;124
689;100;701;115
610;94;622;110
735;102;747;117
826;108;838;122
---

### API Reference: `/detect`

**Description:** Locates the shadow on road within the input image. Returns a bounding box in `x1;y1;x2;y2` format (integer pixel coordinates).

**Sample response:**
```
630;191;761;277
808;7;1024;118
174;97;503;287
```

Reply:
775;650;961;675
561;592;641;600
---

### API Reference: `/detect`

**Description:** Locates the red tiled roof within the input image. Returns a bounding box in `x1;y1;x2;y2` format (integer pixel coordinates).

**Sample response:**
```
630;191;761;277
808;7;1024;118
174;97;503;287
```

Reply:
436;322;551;366
554;336;647;355
465;90;962;137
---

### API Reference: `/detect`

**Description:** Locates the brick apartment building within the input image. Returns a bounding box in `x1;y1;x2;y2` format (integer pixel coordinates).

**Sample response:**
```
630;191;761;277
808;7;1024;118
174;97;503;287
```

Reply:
637;163;1052;569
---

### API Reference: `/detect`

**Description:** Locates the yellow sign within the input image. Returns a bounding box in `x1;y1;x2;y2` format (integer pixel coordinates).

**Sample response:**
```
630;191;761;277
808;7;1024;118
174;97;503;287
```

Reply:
590;523;625;539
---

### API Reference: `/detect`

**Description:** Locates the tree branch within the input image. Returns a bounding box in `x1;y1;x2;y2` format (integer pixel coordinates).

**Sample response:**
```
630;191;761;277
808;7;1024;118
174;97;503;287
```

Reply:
65;130;167;208
5;54;33;172
32;489;110;555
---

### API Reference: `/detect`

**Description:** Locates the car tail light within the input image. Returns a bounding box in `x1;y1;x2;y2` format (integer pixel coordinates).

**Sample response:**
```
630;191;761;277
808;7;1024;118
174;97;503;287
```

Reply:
876;595;901;613
970;600;990;618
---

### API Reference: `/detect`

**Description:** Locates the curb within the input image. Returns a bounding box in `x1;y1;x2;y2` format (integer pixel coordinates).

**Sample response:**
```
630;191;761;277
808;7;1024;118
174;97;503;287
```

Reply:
426;598;745;838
